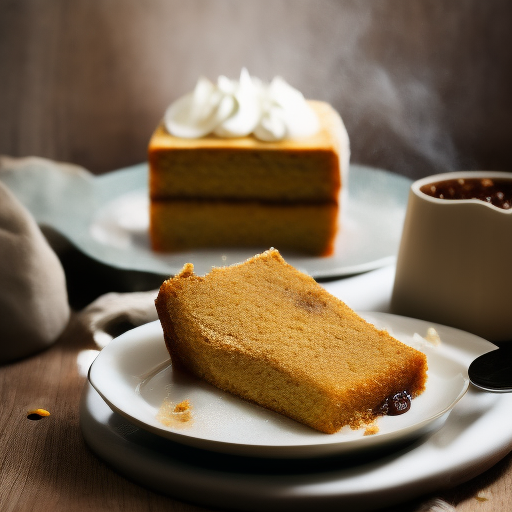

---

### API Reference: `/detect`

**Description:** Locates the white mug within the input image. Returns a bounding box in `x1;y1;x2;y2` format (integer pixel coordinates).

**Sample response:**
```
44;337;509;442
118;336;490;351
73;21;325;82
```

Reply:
391;171;512;342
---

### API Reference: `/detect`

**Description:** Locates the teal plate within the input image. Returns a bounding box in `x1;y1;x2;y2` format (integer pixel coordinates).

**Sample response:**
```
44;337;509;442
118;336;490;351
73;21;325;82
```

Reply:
0;162;411;278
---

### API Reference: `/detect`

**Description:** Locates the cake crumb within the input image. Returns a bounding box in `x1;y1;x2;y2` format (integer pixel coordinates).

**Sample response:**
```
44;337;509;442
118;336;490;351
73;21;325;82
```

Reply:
425;327;441;346
363;423;379;436
27;408;51;420
157;398;193;427
173;400;191;413
475;491;489;502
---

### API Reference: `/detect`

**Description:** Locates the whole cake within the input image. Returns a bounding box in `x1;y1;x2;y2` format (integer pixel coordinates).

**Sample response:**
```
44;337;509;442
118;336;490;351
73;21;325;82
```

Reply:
155;249;427;434
148;70;350;256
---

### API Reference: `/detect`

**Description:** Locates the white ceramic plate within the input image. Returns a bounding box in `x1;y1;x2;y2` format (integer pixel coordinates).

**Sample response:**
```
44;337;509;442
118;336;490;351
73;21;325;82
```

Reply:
88;312;472;459
0;162;411;278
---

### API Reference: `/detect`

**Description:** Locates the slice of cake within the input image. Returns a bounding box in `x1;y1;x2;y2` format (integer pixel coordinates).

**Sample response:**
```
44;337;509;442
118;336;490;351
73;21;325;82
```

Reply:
155;249;427;434
148;71;350;256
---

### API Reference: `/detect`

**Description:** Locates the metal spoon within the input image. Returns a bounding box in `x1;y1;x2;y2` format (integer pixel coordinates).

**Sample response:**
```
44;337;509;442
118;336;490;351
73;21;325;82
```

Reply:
468;344;512;392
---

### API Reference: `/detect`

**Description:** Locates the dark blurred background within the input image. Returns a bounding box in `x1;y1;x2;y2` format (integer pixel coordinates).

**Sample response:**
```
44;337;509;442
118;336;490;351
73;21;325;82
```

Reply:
1;0;511;179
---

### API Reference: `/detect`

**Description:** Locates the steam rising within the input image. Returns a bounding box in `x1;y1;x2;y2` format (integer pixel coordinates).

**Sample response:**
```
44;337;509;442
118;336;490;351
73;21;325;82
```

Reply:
346;65;459;178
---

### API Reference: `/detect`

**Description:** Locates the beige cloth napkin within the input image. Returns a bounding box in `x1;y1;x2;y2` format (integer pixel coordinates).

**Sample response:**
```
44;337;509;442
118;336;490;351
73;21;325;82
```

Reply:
80;290;158;348
0;179;70;363
0;155;161;363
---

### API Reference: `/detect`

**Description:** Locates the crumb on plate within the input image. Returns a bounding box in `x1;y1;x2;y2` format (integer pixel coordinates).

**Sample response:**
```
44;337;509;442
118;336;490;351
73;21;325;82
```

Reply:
157;398;193;427
363;423;379;436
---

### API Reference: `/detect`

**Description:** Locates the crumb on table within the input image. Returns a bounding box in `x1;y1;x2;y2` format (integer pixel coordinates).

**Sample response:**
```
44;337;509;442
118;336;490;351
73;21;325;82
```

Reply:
26;408;51;420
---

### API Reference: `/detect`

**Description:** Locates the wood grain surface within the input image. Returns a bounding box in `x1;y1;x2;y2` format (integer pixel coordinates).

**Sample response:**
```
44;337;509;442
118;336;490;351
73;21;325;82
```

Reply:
1;0;512;178
1;244;512;512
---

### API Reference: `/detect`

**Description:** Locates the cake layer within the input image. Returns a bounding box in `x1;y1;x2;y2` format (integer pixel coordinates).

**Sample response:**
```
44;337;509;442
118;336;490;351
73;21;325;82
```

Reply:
155;249;428;434
150;200;338;255
149;148;340;201
148;101;347;202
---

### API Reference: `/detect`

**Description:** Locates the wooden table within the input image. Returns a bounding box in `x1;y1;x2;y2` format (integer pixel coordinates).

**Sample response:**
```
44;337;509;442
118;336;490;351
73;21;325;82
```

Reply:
1;247;511;512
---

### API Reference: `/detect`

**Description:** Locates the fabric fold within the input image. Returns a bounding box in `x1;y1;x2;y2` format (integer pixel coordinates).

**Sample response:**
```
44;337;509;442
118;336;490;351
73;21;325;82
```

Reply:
0;178;70;363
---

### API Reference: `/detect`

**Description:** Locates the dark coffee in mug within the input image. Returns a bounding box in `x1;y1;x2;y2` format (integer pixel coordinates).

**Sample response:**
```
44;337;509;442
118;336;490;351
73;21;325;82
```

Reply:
420;177;512;210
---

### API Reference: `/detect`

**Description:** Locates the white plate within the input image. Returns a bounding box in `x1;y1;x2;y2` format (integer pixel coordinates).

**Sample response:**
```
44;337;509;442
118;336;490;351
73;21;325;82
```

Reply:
88;312;473;459
0;162;411;278
80;268;507;511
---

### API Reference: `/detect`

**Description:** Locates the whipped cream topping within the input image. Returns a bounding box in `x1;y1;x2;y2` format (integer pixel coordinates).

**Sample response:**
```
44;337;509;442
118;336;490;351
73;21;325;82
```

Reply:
164;69;319;141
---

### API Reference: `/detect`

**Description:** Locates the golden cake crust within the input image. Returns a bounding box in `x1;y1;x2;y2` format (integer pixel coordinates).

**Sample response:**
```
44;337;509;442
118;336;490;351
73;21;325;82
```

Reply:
155;249;428;434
